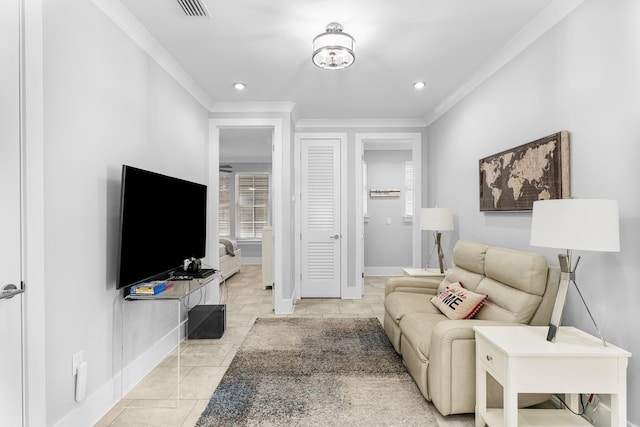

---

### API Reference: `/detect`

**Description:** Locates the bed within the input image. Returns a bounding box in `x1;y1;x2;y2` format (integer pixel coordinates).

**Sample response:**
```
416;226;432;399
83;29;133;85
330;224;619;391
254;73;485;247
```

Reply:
219;239;241;280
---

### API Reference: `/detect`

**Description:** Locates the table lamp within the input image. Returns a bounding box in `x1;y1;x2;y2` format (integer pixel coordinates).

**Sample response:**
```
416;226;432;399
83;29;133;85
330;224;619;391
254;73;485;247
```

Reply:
420;208;454;274
530;199;620;344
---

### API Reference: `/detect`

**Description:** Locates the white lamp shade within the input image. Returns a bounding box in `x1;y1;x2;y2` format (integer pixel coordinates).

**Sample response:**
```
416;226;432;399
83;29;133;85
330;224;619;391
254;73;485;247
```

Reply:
420;208;454;231
312;23;355;70
530;199;620;252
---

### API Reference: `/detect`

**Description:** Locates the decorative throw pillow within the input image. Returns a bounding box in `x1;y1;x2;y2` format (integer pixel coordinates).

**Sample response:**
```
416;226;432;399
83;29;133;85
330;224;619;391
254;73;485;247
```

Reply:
431;282;488;320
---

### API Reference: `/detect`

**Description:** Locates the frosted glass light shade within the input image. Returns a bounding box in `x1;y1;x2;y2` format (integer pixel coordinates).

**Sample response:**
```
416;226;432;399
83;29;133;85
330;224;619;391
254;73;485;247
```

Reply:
420;208;454;231
530;199;620;252
312;23;355;70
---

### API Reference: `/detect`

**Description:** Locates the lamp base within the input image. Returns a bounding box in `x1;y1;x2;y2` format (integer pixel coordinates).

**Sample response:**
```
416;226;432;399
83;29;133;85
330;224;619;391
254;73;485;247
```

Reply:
435;232;446;274
547;261;570;342
547;252;606;346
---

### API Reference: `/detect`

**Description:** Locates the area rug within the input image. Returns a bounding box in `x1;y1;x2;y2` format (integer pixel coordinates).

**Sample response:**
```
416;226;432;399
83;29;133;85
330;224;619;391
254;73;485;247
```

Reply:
196;317;438;426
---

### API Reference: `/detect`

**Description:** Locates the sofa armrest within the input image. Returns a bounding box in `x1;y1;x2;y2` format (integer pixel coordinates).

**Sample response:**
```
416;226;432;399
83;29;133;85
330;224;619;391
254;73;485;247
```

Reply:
385;277;442;296
428;319;521;415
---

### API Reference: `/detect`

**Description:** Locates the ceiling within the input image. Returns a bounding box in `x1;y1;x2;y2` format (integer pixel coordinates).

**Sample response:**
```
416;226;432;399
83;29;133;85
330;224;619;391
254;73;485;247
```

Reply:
118;0;568;122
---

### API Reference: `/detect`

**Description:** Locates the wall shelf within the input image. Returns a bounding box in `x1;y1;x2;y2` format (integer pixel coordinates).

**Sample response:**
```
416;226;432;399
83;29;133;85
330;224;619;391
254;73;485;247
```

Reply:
369;189;400;198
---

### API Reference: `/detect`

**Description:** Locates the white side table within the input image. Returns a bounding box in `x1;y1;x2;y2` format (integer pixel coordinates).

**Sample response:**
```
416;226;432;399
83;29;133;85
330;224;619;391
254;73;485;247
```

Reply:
402;267;448;278
474;326;631;427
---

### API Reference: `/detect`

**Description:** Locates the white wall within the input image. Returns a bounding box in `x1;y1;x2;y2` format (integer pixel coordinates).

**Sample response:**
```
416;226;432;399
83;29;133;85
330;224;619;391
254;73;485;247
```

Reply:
43;0;210;424
426;0;640;424
364;150;412;273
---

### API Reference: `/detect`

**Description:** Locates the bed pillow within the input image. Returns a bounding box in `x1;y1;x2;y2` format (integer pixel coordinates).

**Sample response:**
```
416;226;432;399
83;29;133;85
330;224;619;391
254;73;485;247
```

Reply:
431;281;488;320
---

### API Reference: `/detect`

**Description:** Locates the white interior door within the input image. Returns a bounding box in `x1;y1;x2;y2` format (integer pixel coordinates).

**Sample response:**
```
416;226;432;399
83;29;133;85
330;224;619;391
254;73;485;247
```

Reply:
0;0;25;424
300;139;341;298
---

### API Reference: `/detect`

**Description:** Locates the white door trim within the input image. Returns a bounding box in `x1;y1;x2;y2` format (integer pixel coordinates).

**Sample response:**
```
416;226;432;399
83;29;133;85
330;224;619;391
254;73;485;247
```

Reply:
23;0;48;425
355;133;422;277
209;118;286;313
294;133;349;300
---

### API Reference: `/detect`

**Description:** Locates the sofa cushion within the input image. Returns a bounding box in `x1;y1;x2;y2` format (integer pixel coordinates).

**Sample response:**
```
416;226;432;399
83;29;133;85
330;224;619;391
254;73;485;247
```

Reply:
431;282;488;320
474;247;548;324
399;312;446;360
436;240;488;294
484;247;547;295
475;277;543;323
385;291;440;322
438;268;485;294
450;240;489;275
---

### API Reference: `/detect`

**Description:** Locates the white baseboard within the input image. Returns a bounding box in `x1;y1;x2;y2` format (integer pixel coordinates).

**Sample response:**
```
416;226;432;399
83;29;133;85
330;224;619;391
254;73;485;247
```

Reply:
275;285;294;314
121;320;185;393
53;373;120;427
341;283;363;299
364;267;403;276
53;321;185;427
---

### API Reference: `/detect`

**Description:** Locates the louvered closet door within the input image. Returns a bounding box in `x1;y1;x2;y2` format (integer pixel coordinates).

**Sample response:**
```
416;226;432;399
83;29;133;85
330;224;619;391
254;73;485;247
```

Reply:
301;139;341;298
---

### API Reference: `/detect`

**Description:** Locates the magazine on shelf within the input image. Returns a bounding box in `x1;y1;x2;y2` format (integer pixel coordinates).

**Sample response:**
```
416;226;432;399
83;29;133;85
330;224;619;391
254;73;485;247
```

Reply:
130;280;174;295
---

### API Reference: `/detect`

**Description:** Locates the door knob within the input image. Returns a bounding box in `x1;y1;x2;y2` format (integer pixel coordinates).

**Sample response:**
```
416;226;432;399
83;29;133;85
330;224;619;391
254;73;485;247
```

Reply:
329;234;340;240
1;284;24;300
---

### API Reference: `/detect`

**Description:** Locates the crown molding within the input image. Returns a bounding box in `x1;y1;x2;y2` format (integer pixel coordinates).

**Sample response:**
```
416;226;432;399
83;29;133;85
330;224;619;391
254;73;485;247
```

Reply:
424;0;584;126
296;118;427;129
209;101;296;113
91;0;213;110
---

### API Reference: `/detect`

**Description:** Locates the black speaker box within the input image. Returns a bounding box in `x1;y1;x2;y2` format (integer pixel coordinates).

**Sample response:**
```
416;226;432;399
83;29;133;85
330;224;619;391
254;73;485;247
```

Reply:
187;305;226;339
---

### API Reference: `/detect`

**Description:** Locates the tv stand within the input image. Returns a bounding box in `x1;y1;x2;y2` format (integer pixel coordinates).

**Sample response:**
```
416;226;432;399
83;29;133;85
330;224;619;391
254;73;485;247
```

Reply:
122;275;217;407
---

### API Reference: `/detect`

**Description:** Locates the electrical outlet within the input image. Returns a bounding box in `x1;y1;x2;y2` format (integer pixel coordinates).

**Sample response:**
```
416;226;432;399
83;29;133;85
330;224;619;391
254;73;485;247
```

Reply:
582;393;612;427
72;351;84;376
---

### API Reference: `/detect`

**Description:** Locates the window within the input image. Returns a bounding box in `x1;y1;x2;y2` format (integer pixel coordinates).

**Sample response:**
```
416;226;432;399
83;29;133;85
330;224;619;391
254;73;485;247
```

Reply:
236;173;270;240
405;161;413;216
219;173;231;238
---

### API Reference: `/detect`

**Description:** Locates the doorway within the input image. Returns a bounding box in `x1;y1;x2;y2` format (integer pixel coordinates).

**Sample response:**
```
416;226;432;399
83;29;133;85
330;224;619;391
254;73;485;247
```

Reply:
219;128;273;264
363;149;413;275
355;133;422;281
209;118;287;312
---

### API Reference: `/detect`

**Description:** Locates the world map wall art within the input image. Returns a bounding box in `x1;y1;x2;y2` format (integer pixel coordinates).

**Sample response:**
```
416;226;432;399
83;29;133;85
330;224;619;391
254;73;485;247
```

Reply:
479;131;570;212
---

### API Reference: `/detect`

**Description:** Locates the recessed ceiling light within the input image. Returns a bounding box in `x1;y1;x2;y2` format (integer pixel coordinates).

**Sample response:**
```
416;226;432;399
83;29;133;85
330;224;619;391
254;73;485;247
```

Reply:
413;81;426;90
233;82;246;90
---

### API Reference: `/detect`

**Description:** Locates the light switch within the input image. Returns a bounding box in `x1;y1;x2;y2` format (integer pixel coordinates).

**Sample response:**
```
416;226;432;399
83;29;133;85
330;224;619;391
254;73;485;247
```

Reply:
386;217;391;225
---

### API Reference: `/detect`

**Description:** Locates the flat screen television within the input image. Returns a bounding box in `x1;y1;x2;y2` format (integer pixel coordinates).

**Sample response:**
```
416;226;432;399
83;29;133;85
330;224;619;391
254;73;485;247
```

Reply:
116;165;207;290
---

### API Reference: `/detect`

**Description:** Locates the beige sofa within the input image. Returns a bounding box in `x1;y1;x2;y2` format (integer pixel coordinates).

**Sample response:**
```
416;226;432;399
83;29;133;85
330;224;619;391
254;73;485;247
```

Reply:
384;240;560;416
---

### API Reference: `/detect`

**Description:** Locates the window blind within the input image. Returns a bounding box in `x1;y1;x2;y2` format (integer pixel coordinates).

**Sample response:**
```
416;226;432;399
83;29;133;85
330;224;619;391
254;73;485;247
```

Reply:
236;173;270;239
219;173;231;238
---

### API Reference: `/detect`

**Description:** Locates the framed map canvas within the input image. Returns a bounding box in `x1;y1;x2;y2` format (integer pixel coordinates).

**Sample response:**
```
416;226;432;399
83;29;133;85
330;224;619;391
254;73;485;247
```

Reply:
479;131;570;212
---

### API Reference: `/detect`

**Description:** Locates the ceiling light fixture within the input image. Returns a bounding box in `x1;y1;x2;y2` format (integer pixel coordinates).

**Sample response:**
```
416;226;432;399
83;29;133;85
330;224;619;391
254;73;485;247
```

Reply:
233;82;246;90
312;22;355;70
413;81;426;90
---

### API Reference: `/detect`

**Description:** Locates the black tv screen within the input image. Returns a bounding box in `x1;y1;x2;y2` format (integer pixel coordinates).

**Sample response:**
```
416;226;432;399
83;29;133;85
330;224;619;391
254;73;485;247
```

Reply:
116;165;207;290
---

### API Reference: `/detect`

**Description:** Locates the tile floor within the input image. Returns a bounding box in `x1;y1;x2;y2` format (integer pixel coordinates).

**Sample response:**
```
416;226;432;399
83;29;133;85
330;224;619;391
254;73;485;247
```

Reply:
96;265;475;426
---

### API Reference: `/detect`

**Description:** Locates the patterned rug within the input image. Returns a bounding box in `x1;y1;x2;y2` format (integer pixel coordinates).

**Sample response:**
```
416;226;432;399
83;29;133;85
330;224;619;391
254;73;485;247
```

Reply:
196;317;438;426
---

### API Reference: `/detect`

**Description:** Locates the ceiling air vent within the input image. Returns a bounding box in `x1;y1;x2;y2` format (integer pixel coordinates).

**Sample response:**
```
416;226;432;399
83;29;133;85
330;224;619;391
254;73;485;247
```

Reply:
176;0;210;18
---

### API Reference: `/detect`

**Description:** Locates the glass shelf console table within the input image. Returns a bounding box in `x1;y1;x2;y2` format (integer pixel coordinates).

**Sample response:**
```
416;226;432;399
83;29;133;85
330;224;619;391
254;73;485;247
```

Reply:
121;276;217;408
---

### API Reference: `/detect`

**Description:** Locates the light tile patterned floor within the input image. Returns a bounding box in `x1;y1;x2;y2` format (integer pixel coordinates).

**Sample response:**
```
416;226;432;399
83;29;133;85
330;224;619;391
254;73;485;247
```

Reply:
96;265;474;426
